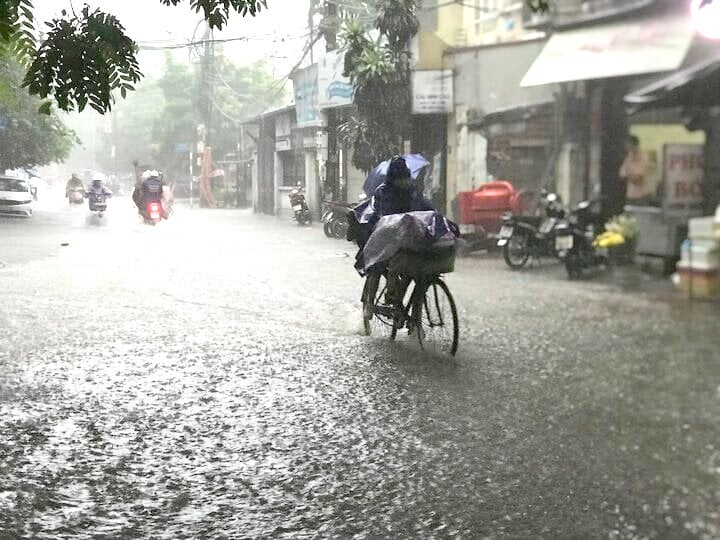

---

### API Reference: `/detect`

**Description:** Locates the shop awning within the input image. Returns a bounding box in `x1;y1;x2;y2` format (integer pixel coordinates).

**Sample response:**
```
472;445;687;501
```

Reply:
624;54;720;114
467;101;553;129
520;12;695;87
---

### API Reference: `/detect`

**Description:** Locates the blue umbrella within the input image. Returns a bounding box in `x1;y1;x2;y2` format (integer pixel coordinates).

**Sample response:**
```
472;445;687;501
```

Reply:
362;153;430;197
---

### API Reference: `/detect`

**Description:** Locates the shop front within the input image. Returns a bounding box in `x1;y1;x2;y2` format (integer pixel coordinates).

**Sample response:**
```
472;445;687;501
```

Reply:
623;47;720;270
446;38;558;221
274;133;306;217
292;54;360;217
520;5;706;268
411;69;453;212
467;101;554;200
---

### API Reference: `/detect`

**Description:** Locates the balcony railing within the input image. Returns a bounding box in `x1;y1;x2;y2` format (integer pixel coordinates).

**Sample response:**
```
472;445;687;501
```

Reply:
522;0;659;29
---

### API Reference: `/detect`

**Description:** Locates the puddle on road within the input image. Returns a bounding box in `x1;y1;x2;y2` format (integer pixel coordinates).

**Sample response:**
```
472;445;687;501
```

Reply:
317;252;351;259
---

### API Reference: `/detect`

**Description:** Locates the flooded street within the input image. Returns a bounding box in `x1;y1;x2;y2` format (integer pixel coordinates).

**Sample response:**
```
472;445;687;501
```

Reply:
1;198;720;538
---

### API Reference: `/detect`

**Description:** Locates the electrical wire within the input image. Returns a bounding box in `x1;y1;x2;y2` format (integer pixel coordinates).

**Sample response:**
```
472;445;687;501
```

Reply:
135;12;322;124
427;0;494;11
246;30;323;121
208;62;259;101
192;29;320;127
137;33;311;51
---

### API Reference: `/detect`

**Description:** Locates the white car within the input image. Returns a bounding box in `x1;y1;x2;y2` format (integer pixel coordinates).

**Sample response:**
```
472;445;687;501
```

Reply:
0;175;34;217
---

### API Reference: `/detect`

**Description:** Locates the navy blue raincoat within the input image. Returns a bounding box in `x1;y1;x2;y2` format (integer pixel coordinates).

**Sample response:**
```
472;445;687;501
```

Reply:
348;182;439;274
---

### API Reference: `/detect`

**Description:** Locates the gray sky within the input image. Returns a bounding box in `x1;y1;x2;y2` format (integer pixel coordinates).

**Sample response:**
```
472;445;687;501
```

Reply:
34;0;313;80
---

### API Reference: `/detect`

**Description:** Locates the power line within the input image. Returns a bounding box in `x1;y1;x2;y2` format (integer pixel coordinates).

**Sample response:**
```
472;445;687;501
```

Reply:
247;31;323;121
138;33;311;51
135;22;321;124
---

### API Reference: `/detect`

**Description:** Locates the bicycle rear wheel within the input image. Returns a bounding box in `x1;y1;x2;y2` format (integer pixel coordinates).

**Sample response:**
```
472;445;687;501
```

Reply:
362;274;397;340
415;277;459;356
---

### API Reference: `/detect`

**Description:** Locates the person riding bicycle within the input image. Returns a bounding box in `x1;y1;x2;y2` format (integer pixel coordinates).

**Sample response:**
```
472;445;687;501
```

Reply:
348;156;435;315
349;156;434;250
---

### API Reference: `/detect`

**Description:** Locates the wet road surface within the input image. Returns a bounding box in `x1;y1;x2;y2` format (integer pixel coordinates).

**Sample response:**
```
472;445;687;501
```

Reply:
1;196;720;538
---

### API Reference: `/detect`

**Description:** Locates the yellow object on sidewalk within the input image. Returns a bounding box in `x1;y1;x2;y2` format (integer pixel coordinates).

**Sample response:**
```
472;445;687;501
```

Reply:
594;231;626;248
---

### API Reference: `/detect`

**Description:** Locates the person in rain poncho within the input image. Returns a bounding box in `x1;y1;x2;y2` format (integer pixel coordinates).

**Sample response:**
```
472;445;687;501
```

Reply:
348;156;434;252
85;173;112;211
66;173;84;199
348;156;436;313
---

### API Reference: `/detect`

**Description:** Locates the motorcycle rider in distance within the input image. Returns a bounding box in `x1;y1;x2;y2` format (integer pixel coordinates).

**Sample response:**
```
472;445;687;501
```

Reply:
133;169;165;218
85;173;112;211
66;173;84;201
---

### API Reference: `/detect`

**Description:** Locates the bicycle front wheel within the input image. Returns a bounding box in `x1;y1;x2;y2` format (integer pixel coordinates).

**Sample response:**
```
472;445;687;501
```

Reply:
416;277;459;356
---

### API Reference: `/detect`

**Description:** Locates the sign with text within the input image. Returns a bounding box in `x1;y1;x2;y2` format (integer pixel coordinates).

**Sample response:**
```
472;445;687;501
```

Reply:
292;64;323;128
664;144;704;214
275;138;291;152
412;70;453;114
275;113;292;138
317;51;353;109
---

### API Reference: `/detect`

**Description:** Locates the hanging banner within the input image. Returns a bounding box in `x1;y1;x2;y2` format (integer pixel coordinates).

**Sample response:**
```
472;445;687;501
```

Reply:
292;64;323;128
317;50;354;109
412;70;453;114
663;144;704;214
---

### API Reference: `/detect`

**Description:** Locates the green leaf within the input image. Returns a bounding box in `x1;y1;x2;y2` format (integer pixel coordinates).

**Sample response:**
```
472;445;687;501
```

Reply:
339;0;416;172
37;100;52;115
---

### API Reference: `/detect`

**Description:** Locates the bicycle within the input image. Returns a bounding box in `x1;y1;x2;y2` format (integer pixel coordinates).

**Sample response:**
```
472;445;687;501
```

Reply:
361;248;459;356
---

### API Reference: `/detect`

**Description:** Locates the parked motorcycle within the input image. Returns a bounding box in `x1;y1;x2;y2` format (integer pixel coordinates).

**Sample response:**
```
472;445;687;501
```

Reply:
553;198;607;279
322;200;353;239
289;185;311;226
497;191;566;269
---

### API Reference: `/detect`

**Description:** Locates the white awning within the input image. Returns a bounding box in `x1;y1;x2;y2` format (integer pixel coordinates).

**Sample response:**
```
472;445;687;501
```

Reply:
521;12;695;87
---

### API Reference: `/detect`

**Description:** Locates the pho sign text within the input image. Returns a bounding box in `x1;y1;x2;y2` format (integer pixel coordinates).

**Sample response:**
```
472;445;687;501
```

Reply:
664;144;704;214
412;70;453;115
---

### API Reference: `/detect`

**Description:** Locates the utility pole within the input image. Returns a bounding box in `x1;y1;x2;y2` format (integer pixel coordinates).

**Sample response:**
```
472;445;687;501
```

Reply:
236;137;241;208
195;23;215;208
242;124;248;207
201;25;214;148
308;1;316;64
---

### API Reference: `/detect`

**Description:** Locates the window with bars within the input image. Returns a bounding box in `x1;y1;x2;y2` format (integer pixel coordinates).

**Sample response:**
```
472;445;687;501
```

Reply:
474;0;521;38
522;0;658;28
